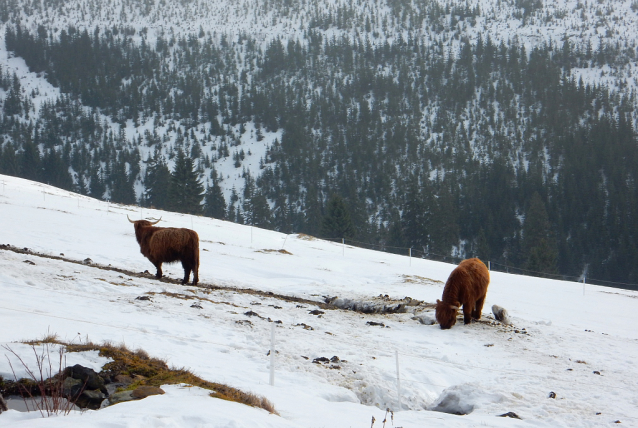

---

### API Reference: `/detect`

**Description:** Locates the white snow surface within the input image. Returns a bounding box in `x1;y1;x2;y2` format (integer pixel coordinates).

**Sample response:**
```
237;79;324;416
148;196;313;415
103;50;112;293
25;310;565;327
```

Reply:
0;174;637;427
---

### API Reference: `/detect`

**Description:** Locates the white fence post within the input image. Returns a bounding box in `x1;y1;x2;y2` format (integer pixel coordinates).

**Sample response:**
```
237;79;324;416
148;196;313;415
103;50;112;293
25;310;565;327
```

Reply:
396;350;402;411
583;272;586;296
409;248;412;266
270;323;276;386
342;238;345;256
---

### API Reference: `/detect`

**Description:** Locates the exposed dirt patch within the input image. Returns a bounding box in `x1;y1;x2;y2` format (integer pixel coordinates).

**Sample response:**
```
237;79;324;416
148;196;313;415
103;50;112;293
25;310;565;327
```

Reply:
255;249;292;255
0;244;333;310
296;234;317;241
401;274;443;285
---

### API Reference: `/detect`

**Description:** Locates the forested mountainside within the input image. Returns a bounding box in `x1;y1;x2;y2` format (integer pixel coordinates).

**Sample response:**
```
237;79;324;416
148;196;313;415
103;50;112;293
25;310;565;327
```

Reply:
1;0;637;287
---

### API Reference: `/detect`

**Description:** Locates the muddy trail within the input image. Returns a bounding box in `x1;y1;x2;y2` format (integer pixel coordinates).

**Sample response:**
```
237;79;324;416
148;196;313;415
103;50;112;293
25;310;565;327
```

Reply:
0;244;435;316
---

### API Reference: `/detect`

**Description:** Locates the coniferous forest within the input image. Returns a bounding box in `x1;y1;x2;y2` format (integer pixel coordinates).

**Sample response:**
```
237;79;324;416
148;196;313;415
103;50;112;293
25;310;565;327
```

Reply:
1;0;638;288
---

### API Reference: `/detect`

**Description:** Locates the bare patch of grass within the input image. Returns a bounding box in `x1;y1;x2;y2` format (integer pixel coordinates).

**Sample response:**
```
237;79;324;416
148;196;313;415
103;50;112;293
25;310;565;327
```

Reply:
23;331;60;346
401;274;443;285
96;278;137;287
145;291;241;308
256;249;293;255
296;233;317;241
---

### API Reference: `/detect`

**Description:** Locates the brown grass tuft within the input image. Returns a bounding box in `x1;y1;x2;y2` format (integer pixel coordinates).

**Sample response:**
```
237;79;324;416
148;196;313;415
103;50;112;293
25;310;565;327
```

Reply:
15;337;278;415
296;234;316;241
256;249;292;255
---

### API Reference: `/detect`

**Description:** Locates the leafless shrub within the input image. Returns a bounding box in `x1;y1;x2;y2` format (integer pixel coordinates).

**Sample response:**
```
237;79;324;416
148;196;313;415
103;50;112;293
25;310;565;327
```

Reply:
2;343;82;417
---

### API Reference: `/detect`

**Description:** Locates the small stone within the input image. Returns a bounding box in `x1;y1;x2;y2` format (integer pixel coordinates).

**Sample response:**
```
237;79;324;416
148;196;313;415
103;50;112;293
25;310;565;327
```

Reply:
498;412;521;419
108;390;135;405
366;321;385;327
548;391;556;399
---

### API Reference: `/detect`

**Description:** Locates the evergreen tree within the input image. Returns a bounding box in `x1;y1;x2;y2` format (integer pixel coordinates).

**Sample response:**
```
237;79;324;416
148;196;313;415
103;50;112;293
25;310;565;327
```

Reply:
272;194;292;233
3;74;23;116
474;228;490;261
429;183;459;258
302;185;323;236
168;149;204;214
386;210;406;254
321;194;355;239
89;167;106;200
144;154;172;209
0;143;19;176
19;140;41;181
522;192;558;276
401;179;430;250
245;192;273;228
109;156;136;204
203;178;227;219
41;149;73;190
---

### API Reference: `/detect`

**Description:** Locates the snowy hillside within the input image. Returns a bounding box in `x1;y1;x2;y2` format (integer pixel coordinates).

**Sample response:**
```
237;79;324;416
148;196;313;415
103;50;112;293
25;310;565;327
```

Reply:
1;174;637;427
2;0;638;286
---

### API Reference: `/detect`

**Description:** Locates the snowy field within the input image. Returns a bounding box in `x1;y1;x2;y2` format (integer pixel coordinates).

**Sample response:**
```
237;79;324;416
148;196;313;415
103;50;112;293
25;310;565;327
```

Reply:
1;174;637;427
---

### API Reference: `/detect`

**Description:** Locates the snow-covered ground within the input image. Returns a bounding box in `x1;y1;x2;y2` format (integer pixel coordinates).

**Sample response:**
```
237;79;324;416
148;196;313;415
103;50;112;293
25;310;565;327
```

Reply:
1;173;637;427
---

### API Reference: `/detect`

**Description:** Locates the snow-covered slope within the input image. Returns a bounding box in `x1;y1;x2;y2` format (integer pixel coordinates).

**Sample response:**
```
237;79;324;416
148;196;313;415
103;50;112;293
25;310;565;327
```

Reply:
1;174;637;427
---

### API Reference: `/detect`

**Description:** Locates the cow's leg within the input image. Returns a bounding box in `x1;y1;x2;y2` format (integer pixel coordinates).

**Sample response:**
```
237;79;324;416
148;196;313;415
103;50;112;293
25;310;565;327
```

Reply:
192;253;199;285
463;304;473;324
154;262;163;279
472;295;486;320
181;261;191;285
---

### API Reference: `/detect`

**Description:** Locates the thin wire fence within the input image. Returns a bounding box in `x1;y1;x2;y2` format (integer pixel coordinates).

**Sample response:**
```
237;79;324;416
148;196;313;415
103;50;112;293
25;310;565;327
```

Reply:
321;237;638;291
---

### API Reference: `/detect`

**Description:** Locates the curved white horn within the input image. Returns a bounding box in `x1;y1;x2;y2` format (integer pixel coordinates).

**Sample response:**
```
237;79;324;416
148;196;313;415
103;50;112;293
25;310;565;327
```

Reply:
127;214;136;223
148;217;162;225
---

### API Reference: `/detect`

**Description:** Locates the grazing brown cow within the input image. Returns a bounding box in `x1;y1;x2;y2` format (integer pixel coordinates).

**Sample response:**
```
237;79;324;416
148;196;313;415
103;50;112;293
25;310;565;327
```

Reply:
128;216;199;285
435;258;490;329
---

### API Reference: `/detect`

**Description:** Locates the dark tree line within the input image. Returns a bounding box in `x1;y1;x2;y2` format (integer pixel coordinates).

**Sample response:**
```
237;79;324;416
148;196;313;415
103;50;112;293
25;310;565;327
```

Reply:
1;23;638;287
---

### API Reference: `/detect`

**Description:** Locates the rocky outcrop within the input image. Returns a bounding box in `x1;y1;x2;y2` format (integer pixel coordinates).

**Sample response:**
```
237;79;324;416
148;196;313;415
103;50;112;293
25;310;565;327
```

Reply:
63;364;108;410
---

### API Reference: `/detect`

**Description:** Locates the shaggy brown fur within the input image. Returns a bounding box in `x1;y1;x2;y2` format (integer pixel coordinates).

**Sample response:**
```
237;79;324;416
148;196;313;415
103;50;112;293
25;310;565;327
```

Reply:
435;258;490;329
129;218;199;285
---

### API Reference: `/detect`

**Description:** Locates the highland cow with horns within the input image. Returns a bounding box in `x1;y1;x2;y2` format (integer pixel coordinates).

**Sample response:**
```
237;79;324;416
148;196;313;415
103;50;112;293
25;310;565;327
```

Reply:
128;216;199;285
435;258;490;329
